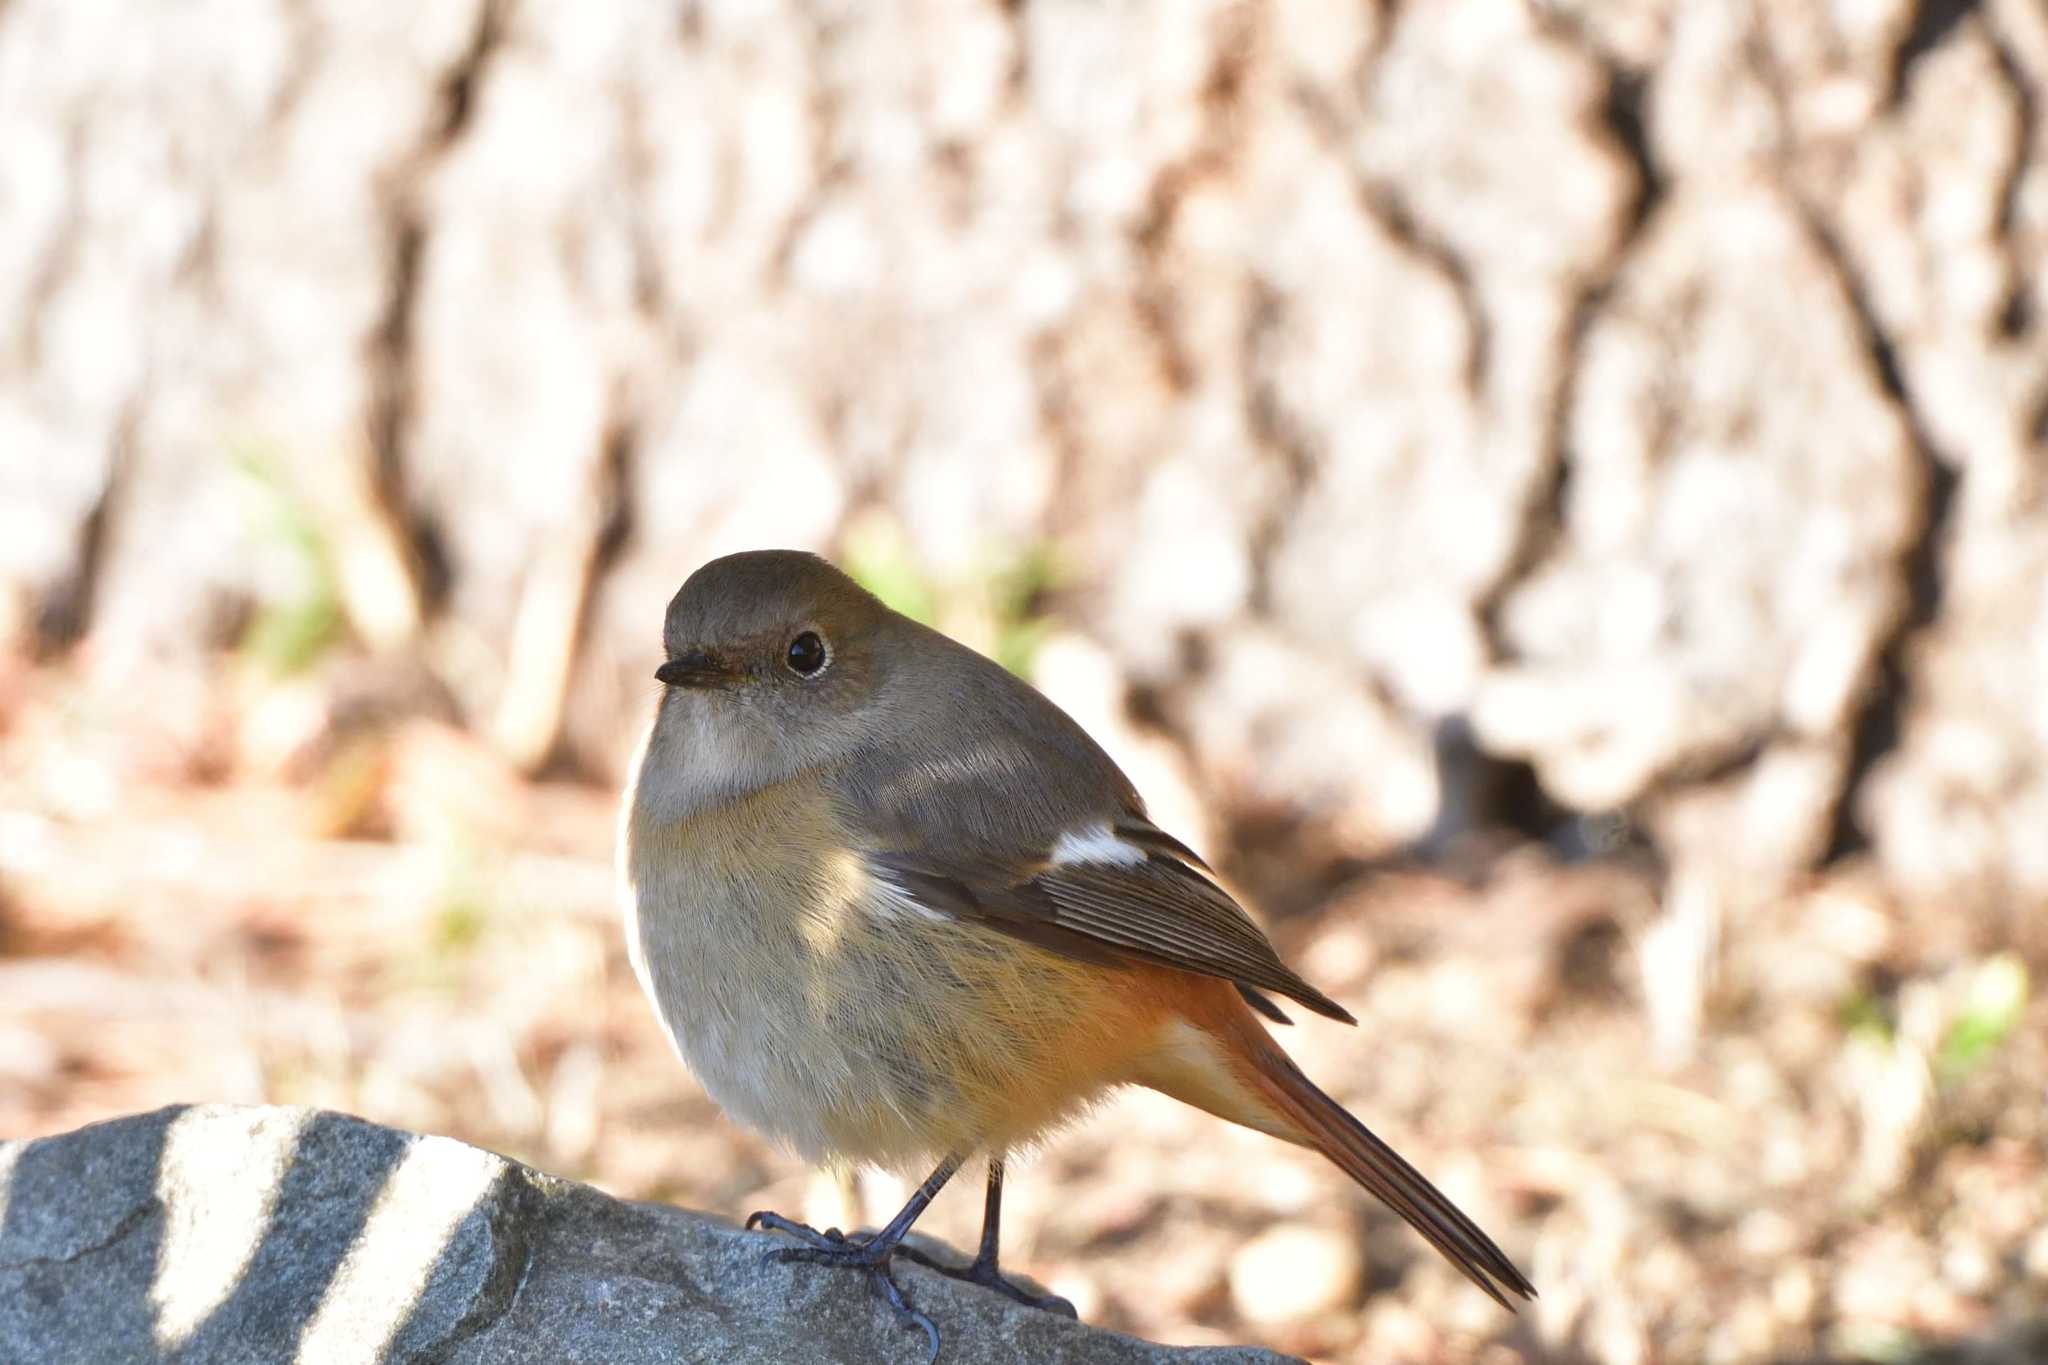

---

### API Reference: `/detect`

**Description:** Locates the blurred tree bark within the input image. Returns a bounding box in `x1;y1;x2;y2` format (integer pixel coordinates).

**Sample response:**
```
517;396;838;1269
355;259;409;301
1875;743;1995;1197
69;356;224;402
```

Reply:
2;0;2045;941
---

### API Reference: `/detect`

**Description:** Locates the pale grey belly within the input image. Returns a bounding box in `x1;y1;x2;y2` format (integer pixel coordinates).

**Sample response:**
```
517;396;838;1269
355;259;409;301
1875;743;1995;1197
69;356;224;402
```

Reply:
627;876;959;1163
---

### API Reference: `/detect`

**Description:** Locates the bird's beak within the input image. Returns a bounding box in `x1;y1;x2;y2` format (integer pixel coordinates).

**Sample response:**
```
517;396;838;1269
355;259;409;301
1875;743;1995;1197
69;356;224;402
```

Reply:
655;649;730;689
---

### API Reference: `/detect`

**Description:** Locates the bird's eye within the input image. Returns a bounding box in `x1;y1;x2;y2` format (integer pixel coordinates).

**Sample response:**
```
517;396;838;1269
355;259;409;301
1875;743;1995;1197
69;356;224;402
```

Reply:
785;630;828;676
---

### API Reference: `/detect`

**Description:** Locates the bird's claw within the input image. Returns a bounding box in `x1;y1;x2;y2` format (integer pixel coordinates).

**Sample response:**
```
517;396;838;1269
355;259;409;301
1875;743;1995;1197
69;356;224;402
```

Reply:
745;1210;846;1248
865;1262;942;1363
748;1210;943;1361
895;1245;1077;1318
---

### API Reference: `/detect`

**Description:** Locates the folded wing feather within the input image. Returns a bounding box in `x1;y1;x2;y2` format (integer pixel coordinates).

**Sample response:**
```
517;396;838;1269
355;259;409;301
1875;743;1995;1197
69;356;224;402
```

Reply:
868;819;1354;1025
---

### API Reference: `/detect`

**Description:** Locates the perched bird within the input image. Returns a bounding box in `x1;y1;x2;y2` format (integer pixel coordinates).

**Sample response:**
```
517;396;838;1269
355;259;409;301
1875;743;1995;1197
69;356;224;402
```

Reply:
620;549;1532;1357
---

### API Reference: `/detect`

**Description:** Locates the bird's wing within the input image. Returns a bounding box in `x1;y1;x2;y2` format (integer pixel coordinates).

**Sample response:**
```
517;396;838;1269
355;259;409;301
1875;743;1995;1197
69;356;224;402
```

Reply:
866;815;1355;1026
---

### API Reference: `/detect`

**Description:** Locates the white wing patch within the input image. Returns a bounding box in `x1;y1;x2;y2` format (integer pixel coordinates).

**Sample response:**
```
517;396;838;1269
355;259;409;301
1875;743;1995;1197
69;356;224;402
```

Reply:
866;868;956;925
1049;822;1148;868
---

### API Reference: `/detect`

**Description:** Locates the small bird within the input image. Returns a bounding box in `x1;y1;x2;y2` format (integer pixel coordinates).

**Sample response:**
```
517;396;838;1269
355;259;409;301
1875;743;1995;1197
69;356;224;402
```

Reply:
620;550;1532;1357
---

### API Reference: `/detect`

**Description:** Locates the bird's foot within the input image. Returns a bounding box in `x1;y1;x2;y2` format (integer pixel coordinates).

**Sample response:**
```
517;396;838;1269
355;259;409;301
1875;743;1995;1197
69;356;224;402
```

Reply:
895;1245;1078;1318
746;1210;941;1362
744;1209;850;1250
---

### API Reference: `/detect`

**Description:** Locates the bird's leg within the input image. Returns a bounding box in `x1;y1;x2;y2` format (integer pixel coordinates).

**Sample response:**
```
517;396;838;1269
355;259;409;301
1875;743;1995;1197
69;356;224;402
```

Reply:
747;1154;963;1362
896;1156;1078;1318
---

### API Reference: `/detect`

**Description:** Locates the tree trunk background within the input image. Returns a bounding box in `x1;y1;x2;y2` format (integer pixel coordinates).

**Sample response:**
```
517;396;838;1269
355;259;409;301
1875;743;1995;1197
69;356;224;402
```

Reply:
3;0;2046;919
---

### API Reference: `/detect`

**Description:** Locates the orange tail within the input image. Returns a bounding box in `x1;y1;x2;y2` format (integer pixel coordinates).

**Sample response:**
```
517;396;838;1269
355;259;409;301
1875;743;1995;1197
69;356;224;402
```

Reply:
1136;984;1535;1309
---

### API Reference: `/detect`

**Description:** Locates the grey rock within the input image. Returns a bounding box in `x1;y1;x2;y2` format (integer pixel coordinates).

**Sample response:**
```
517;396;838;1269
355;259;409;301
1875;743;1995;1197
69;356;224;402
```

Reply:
0;1104;1298;1365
